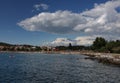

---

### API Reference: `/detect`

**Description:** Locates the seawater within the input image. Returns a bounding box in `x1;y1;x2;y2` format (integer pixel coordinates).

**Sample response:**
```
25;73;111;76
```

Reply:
0;52;120;83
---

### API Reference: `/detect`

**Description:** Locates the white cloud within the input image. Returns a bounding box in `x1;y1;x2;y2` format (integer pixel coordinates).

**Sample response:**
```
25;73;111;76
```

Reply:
18;10;86;34
51;38;76;46
50;36;96;46
33;3;49;11
75;36;95;46
46;34;120;46
18;0;120;40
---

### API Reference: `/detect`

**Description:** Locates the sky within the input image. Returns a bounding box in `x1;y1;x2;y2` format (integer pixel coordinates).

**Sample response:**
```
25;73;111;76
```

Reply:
0;0;120;46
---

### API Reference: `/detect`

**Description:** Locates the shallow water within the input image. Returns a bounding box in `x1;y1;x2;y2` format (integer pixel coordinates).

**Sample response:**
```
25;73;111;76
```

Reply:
0;52;120;83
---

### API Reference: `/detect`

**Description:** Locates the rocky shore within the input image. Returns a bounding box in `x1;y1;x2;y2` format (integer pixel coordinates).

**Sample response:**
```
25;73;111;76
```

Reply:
82;52;120;66
43;51;120;65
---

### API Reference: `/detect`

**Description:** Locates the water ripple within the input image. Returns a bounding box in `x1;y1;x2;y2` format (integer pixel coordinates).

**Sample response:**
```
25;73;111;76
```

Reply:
0;53;119;83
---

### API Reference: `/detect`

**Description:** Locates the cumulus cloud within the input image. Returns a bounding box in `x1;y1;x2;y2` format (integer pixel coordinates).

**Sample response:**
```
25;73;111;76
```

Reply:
18;0;120;39
51;38;76;46
33;3;49;11
49;35;120;46
75;36;95;46
18;10;85;34
50;36;95;46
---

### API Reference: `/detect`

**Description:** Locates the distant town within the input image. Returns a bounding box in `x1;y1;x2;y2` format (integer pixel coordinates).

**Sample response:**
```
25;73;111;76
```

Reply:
0;41;89;52
0;37;120;54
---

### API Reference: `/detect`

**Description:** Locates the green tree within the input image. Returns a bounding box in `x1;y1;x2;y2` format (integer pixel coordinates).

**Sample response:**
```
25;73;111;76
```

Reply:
92;37;107;51
105;41;115;53
35;47;42;51
56;46;67;50
68;43;72;50
106;40;120;53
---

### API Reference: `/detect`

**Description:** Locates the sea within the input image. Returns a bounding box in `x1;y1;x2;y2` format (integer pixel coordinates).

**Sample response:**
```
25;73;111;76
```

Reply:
0;52;120;83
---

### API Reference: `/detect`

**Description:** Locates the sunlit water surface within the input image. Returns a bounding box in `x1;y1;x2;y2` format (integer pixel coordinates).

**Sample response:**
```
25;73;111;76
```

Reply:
0;53;120;83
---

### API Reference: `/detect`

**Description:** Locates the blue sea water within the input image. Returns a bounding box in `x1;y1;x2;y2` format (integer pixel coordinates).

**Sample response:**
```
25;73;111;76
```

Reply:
0;52;120;83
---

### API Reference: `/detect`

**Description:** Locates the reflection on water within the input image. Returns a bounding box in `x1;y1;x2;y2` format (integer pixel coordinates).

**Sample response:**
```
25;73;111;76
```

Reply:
0;53;120;83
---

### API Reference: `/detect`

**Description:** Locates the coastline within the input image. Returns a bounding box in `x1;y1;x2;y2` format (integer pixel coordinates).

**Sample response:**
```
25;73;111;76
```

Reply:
0;51;120;65
34;51;120;65
0;51;42;54
82;52;120;65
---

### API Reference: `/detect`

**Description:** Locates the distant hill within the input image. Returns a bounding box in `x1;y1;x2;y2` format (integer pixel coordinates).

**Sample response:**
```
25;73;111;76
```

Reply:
0;42;12;46
0;42;42;52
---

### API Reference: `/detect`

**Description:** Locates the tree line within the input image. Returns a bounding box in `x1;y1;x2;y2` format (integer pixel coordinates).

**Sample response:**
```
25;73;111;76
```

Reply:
0;37;120;53
55;37;120;53
92;37;120;53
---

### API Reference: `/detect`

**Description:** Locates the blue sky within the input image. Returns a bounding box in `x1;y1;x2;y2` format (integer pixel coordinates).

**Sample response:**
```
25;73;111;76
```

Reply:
0;0;119;46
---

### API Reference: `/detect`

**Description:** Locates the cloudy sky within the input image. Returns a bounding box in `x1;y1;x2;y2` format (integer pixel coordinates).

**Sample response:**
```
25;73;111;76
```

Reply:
0;0;120;46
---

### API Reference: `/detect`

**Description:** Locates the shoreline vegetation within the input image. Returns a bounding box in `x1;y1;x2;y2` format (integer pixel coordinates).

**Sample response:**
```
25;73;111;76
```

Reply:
0;37;120;66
